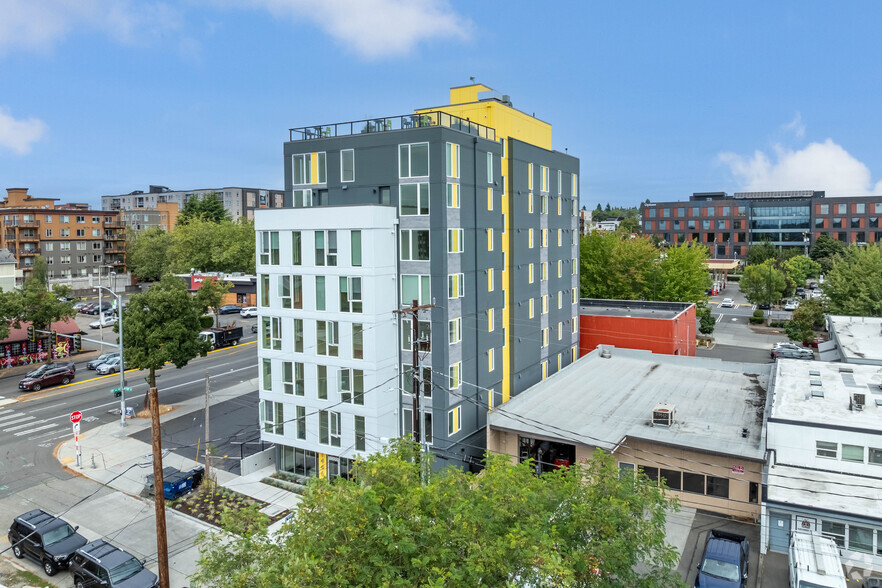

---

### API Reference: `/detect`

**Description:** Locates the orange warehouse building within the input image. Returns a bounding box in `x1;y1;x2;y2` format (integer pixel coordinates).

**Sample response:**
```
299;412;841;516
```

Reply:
578;299;696;357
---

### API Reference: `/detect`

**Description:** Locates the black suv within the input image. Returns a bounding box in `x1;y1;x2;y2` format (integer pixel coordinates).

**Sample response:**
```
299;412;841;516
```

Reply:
8;509;87;576
70;539;159;588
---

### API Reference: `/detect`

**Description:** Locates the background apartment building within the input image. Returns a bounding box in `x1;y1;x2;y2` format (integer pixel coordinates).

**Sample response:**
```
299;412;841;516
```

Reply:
102;185;284;223
255;84;580;477
642;190;882;258
0;188;125;282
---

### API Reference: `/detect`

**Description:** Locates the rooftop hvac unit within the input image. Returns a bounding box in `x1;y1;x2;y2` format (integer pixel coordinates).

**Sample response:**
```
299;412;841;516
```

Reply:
852;393;866;411
652;404;675;427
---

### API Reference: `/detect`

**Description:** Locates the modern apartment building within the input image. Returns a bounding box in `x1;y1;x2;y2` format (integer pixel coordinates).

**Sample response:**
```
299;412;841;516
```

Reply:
120;201;180;232
255;84;580;477
642;190;882;258
0;188;125;279
102;185;284;223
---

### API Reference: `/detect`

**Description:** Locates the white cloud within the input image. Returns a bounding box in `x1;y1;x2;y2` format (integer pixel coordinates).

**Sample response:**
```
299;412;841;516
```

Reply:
782;112;805;139
718;139;882;197
238;0;472;59
0;107;47;154
0;0;183;55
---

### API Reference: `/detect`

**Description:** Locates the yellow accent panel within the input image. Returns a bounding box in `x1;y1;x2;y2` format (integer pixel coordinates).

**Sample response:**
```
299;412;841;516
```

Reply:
318;453;328;479
310;152;318;183
449;84;493;105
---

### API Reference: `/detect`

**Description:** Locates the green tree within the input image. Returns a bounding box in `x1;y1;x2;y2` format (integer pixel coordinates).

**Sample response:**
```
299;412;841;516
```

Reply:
121;274;210;388
618;216;639;234
809;234;846;274
746;240;777;266
580;232;657;300
192;441;683;588
656;242;711;303
785;299;826;342
824;244;882;316
0;290;22;341
740;260;787;306
169;218;255;275
194;278;232;328
17;257;75;360
177;192;231;225
698;303;715;335
127;227;173;282
784;256;822;292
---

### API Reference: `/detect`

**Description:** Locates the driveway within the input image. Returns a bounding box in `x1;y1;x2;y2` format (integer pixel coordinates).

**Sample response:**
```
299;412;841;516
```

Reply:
677;513;760;588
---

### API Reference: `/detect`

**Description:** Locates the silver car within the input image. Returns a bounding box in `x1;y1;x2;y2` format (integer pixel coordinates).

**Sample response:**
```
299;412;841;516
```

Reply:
96;357;122;375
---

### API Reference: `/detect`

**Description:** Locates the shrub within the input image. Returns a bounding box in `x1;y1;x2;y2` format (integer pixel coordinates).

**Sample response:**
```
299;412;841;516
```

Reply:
749;316;764;325
752;309;765;318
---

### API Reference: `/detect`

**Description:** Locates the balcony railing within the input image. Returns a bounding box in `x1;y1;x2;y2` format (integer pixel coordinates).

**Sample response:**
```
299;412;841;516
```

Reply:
18;248;40;256
17;234;39;242
290;110;496;142
4;219;40;227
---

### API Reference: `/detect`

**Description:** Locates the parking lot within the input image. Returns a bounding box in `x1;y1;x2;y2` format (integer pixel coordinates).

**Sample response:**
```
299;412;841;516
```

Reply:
676;512;763;587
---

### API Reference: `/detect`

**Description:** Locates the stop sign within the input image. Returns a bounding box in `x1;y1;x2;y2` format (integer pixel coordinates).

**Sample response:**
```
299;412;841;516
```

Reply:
70;411;82;424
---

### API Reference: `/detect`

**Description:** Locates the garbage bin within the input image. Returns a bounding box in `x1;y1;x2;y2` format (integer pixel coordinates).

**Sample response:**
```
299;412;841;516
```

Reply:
125;407;135;418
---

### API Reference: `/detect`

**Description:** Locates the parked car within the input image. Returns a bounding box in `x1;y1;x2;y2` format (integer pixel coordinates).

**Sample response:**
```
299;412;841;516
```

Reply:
19;364;76;391
83;302;112;315
251;323;258;333
70;539;159;588
772;347;814;360
695;529;749;587
89;315;118;329
72;301;90;311
25;361;75;377
240;306;258;318
219;304;243;314
719;298;735;308
78;303;96;314
757;302;771;310
96;356;122;375
783;299;800;311
795;287;805;297
7;509;87;576
87;352;120;370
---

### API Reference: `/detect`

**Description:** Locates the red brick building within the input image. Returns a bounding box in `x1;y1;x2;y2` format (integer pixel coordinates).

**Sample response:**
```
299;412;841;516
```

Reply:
579;299;696;357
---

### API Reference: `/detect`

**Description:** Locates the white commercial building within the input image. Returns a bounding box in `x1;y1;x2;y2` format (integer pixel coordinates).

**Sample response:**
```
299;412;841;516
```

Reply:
826;314;882;365
763;358;882;573
254;205;399;479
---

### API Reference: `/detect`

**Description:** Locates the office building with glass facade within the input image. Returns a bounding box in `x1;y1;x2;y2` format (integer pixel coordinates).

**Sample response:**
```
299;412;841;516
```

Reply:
642;190;882;257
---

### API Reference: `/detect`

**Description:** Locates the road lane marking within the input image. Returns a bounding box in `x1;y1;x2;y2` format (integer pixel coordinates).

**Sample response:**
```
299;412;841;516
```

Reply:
0;413;30;424
0;409;14;417
716;313;724;324
15;423;57;437
3;417;42;432
0;398;16;407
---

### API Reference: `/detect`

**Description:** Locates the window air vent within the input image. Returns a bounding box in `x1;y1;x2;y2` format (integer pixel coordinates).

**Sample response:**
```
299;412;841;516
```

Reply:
852;393;866;411
809;370;821;377
839;367;854;373
811;389;824;398
810;380;822;387
652;404;675;427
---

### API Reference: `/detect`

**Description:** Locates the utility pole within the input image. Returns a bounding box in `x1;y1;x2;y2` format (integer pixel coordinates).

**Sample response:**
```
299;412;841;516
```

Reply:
203;372;210;483
393;300;434;447
148;387;170;588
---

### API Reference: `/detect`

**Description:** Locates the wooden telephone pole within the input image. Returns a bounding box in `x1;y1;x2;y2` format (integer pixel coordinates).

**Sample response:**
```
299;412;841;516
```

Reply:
393;300;434;445
148;387;170;588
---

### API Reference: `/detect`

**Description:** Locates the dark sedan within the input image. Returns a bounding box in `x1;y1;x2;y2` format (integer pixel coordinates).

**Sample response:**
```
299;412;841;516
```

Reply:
219;304;243;314
19;364;76;391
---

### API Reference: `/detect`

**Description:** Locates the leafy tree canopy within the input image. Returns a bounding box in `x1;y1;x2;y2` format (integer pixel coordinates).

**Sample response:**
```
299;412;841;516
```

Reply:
194;278;232;328
740;260;787;305
121;274;210;387
127;227;173;282
746;240;778;266
18;256;75;341
192;441;684;588
785;298;826;343
592;204;640;222
784;256;822;292
824;244;882;317
809;234;846;274
177;192;230;225
169;218;255;275
657;241;711;303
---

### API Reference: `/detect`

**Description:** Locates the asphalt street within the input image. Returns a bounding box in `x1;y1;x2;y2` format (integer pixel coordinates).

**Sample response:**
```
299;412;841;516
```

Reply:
0;312;259;502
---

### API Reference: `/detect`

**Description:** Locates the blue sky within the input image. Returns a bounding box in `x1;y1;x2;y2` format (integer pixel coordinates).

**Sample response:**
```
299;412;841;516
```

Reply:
2;0;882;209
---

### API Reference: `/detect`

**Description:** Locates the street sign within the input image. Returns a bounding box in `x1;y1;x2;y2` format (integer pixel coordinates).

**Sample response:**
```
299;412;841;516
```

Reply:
72;422;80;436
70;411;82;424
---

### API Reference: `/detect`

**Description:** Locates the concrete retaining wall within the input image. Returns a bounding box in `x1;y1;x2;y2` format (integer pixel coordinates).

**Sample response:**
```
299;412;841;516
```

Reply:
240;446;275;476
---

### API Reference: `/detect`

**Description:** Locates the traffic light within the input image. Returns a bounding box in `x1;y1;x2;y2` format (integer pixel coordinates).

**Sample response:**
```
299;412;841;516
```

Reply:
73;334;82;352
49;330;57;347
27;325;35;342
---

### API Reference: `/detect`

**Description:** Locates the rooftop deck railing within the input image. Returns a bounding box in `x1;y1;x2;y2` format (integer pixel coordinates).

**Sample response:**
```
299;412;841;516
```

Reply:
290;111;496;142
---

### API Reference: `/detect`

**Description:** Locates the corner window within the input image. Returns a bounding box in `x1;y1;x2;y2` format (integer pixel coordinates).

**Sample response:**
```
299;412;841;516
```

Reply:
446;143;460;179
400;183;429;215
340;149;355;182
399;143;429;178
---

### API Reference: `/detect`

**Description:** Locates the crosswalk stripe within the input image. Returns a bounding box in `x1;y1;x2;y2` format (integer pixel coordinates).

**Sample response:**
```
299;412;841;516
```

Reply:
15;423;57;437
0;413;30;425
0;398;16;407
0;409;13;416
4;417;44;432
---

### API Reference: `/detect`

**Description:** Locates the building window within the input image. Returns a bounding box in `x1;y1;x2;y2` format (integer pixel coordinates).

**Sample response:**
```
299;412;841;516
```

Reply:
352;323;364;359
339;277;362;312
317;365;327;399
260;231;279;265
683;473;705;494
448;229;464;253
541;262;548;281
319;410;341;447
399;142;429;178
487;187;493;211
317;320;339;357
296;406;306;440
294;319;303;352
401;274;431;305
486;151;493;184
448;273;464;298
528;193;534;214
869;447;882;465
822;521;846;547
542;327;548;347
400;182;430;215
541;360;548;380
449;318;461;344
261;316;282;350
401;318;431;351
705;476;729;498
488;347;495;371
848;525;874;554
315;230;337;266
842;444;864;462
541;229;548;248
351;230;362;266
528;298;534;319
446;142;460;179
488;308;494;332
447;183;459;208
338;368;364;405
487;267;494;292
292;153;312;185
401;229;430;261
528;228;534;248
340;149;355;182
261;400;284;435
262;359;272;391
448;405;461;435
402;364;432;396
449;362;461;389
541;195;548;214
542;295;549;314
486;228;494;251
816;441;837;458
528;263;534;284
315;276;326;311
259;275;270;307
355;415;366;451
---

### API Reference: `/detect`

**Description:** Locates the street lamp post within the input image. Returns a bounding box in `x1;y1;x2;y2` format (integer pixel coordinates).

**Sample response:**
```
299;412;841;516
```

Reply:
94;285;127;427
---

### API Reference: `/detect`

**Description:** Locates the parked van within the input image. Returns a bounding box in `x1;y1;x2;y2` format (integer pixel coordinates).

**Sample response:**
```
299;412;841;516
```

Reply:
789;531;847;588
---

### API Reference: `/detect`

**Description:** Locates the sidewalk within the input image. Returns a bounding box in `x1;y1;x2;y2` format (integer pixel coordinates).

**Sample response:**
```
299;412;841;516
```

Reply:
54;378;300;583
